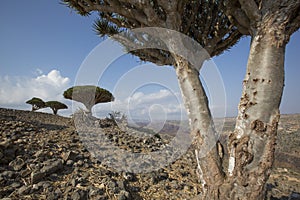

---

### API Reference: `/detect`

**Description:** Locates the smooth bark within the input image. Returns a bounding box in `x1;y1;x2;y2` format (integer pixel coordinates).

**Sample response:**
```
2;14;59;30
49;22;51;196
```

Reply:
174;57;225;198
169;21;287;199
219;1;299;198
224;26;285;199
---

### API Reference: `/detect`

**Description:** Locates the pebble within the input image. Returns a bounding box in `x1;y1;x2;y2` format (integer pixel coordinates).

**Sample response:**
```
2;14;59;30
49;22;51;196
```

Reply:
10;182;21;188
9;157;25;171
66;160;74;166
118;190;130;200
17;185;31;195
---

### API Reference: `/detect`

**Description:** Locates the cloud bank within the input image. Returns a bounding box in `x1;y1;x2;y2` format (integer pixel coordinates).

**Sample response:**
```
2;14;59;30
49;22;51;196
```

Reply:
0;70;70;109
0;70;225;119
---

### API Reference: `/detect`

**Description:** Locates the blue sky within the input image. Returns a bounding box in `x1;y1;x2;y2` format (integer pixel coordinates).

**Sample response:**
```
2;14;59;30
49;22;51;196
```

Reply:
0;0;299;119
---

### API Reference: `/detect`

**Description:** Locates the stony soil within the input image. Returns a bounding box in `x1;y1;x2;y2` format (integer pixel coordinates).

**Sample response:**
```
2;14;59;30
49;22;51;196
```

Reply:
0;108;299;200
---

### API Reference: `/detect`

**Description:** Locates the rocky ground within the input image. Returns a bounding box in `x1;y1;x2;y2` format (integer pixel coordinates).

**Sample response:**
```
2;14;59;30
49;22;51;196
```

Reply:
0;108;299;200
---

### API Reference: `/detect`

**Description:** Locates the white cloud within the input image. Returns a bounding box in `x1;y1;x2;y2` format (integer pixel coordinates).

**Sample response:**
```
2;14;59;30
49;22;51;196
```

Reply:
94;89;187;120
0;69;70;108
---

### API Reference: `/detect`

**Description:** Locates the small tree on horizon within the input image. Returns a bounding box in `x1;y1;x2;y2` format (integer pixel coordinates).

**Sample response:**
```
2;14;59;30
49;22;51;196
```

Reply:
45;101;68;115
63;85;114;113
26;97;46;111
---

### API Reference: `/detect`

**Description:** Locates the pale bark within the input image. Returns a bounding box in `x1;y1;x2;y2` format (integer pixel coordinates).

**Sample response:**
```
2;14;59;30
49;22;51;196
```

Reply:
224;26;285;200
171;20;287;199
219;1;299;199
188;3;295;198
174;57;225;198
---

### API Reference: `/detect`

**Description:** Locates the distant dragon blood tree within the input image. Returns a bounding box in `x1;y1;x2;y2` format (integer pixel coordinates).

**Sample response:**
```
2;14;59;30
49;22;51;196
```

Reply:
45;101;68;115
63;85;114;113
26;97;46;111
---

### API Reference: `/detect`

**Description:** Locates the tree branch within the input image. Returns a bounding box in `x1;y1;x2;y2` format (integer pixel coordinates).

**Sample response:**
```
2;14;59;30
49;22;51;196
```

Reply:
104;15;125;28
202;1;214;41
140;1;164;25
238;0;261;23
158;0;178;13
223;0;251;34
158;1;181;29
112;32;175;66
84;0;94;6
177;0;186;16
213;30;242;56
131;49;174;66
119;0;165;26
288;14;300;36
182;2;200;34
69;0;150;25
286;4;300;37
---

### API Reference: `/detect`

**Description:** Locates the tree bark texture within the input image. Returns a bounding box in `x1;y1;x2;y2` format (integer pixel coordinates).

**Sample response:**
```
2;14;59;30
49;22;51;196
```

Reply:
219;1;299;199
224;22;286;200
181;10;289;200
174;57;225;199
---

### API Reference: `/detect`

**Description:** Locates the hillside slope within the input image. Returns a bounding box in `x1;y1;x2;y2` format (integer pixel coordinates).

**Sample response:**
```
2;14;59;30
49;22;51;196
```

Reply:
0;108;299;199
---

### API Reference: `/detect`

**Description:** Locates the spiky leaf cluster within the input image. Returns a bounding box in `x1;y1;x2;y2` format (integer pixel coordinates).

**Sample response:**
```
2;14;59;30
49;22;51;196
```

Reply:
62;0;242;66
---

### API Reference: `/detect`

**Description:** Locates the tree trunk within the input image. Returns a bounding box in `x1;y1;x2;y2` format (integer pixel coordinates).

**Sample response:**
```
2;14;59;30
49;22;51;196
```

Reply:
174;57;225;199
53;109;58;115
224;26;286;199
176;18;287;199
86;105;93;114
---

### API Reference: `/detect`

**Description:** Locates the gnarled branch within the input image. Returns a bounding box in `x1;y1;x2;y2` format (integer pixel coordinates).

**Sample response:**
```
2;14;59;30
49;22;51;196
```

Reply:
238;0;261;23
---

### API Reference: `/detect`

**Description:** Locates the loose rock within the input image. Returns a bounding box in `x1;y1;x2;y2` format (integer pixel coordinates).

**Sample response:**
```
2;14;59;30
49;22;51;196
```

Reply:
0;108;299;200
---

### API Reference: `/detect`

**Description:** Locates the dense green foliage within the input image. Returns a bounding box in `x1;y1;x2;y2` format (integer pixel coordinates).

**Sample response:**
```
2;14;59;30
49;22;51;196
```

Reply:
45;101;68;115
63;85;114;112
26;97;46;111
